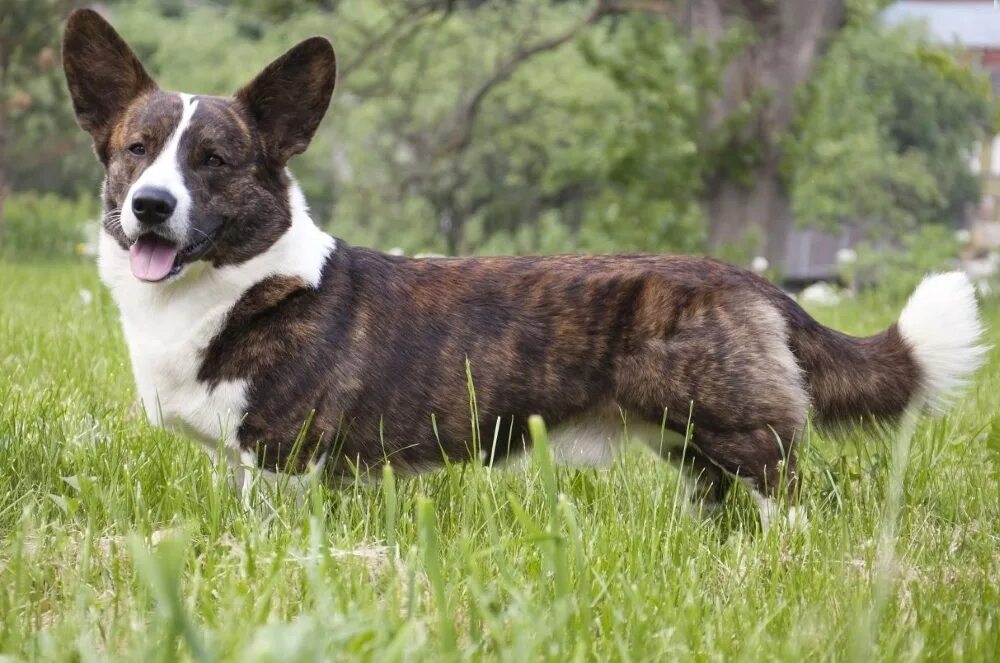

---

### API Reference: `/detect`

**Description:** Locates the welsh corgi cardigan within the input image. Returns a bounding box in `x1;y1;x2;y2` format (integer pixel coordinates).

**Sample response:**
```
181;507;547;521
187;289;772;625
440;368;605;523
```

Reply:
62;9;986;524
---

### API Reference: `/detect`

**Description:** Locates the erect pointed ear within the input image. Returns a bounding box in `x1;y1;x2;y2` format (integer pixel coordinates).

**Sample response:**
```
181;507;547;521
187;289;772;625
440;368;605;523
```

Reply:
62;9;157;160
235;37;337;164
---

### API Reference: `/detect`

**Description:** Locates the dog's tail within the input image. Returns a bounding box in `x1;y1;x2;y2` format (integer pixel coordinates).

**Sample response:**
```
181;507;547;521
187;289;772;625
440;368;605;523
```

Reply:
785;272;987;429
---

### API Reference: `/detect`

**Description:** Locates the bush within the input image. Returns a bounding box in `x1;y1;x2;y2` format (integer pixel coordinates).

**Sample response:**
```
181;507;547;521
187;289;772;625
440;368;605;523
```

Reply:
852;224;961;300
0;192;98;259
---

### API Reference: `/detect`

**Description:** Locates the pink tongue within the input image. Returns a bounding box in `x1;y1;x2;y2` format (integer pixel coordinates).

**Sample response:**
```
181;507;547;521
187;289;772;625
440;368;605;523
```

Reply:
129;236;179;282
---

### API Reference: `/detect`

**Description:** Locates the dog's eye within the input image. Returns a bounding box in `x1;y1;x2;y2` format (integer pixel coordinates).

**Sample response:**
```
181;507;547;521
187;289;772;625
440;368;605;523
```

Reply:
128;143;146;156
205;154;224;168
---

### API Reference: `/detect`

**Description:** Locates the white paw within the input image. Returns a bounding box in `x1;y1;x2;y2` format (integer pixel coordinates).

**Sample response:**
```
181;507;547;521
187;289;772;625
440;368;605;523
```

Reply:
785;505;809;530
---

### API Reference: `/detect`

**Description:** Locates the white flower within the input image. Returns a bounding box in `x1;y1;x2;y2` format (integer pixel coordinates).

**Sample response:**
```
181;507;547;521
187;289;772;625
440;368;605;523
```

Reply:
799;282;841;307
751;256;769;273
955;229;972;245
835;248;857;265
78;288;94;305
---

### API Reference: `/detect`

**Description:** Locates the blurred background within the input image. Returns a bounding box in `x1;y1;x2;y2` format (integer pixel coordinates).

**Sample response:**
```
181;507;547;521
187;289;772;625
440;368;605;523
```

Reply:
3;0;1000;297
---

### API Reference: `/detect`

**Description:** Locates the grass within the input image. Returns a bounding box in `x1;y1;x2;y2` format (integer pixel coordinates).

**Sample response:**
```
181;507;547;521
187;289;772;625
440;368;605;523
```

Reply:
1;259;999;661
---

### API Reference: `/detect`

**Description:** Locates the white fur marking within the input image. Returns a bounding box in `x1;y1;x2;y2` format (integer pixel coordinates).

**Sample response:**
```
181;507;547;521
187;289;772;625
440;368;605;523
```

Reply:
898;272;988;411
756;302;810;417
100;178;335;460
548;417;627;467
677;478;724;519
547;413;686;467
635;421;690;460
786;505;809;529
750;490;779;531
742;478;808;531
121;93;200;241
237;450;326;509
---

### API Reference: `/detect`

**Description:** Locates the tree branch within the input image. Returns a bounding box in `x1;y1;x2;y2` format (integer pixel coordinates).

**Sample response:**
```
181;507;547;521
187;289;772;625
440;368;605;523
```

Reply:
430;2;609;158
595;0;681;19
338;2;446;84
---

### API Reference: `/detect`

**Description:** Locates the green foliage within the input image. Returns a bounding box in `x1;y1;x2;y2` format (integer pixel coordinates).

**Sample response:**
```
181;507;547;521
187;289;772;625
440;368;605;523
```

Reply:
1;192;97;259
0;0;97;198
572;16;746;253
787;21;995;233
0;0;994;265
853;224;962;300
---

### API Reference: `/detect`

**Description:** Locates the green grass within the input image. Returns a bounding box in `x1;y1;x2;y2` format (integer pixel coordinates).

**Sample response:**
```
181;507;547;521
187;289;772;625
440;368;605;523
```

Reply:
1;260;998;661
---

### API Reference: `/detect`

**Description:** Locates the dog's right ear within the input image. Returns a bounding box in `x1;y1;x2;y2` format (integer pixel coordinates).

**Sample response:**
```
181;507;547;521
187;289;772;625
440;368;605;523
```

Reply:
62;9;156;161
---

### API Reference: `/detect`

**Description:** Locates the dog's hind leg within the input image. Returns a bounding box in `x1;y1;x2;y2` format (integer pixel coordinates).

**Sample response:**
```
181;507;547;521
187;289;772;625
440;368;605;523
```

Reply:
619;291;811;528
639;433;734;517
672;448;735;518
691;423;810;530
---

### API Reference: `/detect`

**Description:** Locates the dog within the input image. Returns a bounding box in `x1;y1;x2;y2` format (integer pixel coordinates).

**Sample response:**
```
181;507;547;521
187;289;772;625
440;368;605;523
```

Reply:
62;9;986;525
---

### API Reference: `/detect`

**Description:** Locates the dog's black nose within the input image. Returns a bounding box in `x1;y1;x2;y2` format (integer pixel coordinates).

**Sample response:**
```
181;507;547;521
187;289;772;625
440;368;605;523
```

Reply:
132;187;176;225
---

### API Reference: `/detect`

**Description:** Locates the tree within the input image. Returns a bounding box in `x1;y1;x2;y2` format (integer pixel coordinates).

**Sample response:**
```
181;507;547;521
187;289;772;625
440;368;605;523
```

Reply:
786;20;994;235
598;0;856;265
380;0;849;265
0;0;88;244
4;0;989;267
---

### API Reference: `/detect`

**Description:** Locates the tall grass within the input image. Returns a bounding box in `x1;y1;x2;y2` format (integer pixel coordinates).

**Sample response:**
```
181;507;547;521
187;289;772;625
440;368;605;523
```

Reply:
1;261;998;661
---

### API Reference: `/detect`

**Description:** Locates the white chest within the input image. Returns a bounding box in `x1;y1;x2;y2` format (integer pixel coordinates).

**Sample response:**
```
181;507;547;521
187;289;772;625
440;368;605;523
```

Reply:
104;250;252;449
97;183;335;452
121;294;249;448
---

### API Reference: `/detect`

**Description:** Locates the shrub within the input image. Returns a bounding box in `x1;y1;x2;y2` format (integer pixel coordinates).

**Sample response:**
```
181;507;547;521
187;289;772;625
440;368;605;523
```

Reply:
852;224;961;300
0;192;98;259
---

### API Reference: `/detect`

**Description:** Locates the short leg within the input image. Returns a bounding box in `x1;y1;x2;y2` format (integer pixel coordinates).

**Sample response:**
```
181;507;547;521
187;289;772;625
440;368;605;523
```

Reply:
642;435;734;517
692;427;801;529
230;449;325;513
674;448;734;517
613;290;812;528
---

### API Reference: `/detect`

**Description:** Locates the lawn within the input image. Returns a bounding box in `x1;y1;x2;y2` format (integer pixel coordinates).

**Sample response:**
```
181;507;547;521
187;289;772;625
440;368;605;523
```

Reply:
1;259;998;661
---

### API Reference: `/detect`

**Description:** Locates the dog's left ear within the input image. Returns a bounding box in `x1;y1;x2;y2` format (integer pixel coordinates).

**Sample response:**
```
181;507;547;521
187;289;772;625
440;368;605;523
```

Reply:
236;37;337;164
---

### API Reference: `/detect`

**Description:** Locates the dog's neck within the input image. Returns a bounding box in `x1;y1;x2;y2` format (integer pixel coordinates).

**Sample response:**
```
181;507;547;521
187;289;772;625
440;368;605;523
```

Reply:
99;178;335;342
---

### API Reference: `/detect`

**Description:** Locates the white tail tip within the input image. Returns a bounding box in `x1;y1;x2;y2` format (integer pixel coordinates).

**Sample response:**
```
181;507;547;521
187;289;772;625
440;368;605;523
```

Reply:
898;272;988;412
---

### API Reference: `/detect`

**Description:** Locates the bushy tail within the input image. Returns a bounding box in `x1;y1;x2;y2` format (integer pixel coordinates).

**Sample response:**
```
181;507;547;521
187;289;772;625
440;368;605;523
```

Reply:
786;272;987;428
897;272;987;412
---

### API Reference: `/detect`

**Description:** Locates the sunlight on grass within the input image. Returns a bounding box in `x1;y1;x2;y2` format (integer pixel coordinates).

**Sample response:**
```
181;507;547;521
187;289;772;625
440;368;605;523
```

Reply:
1;261;999;660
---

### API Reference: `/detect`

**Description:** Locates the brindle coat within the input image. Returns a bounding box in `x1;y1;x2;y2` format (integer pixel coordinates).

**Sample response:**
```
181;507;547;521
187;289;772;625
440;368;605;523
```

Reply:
63;9;928;509
201;248;920;499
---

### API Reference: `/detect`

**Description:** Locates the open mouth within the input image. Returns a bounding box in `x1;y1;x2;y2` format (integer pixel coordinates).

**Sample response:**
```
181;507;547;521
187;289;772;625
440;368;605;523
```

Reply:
128;231;217;282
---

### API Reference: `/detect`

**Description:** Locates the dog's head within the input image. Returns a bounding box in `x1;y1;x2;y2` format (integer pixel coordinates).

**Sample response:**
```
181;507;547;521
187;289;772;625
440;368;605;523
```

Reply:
62;9;336;282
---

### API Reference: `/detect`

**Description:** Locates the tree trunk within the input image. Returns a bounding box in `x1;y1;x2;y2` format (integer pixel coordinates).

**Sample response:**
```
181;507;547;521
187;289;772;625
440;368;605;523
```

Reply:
707;159;792;266
0;53;7;247
681;0;845;271
0;111;7;249
433;193;464;255
441;209;463;255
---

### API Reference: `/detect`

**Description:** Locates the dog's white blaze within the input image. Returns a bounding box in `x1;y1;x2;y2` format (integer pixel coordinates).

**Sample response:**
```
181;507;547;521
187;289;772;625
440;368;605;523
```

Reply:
100;177;335;453
121;93;199;241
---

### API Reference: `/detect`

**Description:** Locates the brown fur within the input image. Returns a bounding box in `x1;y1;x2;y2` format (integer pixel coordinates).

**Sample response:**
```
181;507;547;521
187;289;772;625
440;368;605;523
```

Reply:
62;10;156;163
198;249;921;500
234;37;337;164
99;90;182;248
63;9;928;509
62;10;335;268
